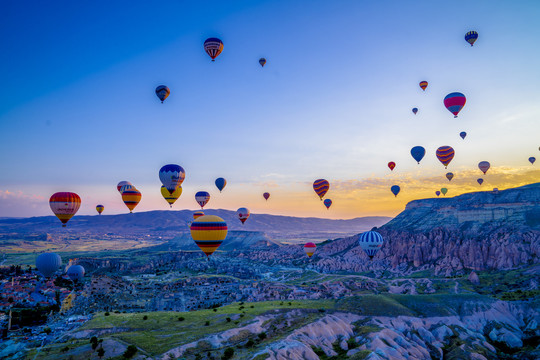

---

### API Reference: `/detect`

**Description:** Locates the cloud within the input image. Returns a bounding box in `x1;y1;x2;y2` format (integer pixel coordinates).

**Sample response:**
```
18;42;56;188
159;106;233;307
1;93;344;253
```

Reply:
0;190;47;217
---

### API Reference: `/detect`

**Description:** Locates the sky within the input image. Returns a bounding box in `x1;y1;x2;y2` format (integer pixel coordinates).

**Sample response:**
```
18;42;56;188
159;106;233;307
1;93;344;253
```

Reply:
1;0;539;219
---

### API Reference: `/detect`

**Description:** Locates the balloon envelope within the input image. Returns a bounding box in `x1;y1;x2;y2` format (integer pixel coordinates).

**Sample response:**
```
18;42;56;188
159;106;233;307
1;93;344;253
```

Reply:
411;146;426;164
358;231;384;259
67;265;85;282
412;108;418;115
204;38;224;61
195;191;210;209
313;179;330;200
193;211;205;220
120;184;136;194
155;85;170;103
215;178;227;192
159;164;185;194
50;192;81;227
477;178;484;185
388;162;396;171
441;188;448;195
122;189;141;213
478;161;490;175
161;185;182;208
460;131;467;140
436;146;455;168
529;157;536;165
36;252;62;278
391;185;400;197
96;205;104;214
236;207;250;224
444;92;466;117
465;31;478;46
446;172;454;181
117;181;132;193
419;81;428;91
263;192;270;201
435;191;441;197
304;242;316;258
323;199;332;209
259;58;266;67
190;215;228;257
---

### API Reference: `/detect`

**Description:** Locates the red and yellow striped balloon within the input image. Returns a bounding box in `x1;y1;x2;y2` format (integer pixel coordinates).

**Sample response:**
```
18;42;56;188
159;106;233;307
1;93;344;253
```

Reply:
122;189;141;213
193;211;205;220
313;179;330;200
304;242;317;258
436;146;455;168
49;192;81;227
96;205;104;214
190;215;228;257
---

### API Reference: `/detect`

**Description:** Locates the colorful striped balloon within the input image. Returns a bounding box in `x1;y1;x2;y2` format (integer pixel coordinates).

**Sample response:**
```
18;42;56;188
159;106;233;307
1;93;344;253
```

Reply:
49;192;81;227
236;207;250;224
313;179;329;200
358;231;384;259
444;92;466;117
120;184;136;194
193;211;205;220
96;205;104;215
446;172;454;181
117;181;132;193
323;199;332;210
436;146;455;168
419;81;428;91
155;85;170;103
122;189;141;213
190;215;228;257
465;31;478;46
161;185;182;208
304;242;317;258
195;191;210;209
159;164;185;194
204;38;224;61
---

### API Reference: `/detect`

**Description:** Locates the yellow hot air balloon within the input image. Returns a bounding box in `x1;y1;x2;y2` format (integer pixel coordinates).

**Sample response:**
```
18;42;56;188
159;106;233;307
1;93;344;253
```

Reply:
96;205;104;214
122;189;141;213
190;215;228;257
160;185;182;208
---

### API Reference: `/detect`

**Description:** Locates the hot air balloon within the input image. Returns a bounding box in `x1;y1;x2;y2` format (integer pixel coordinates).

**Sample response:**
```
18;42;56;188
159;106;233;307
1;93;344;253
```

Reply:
419;81;428;91
436;146;455;168
304;242;316;258
411;146;426;164
435;191;441;197
155;85;170;103
159;164;185;194
323;199;332;210
263;192;270;201
465;31;478;46
96;205;104;215
358;231;384;259
236;207;250;224
193;211;205;220
122;189;141;213
390;185;400;197
117;181;132;193
49;192;81;227
67;265;85;282
441;188;448;196
215;178;227;192
444;92;466;118
259;58;266;67
477;178;484;185
529;157;536;165
412;108;418;115
161;185;182;208
190;215;228;257
460;131;467;140
120;184;136;194
446;172;454;181
478;161;490;175
204;38;223;61
36;253;62;278
195;191;210;209
313;179;330;200
388;162;396;171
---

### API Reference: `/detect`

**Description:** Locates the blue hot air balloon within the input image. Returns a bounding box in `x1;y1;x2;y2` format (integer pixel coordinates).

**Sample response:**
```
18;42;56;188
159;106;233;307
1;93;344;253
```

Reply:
215;178;227;192
460;131;467;139
159;164;185;194
36;252;62;278
412;108;418;115
410;146;426;164
358;231;384;259
67;265;85;282
390;185;400;197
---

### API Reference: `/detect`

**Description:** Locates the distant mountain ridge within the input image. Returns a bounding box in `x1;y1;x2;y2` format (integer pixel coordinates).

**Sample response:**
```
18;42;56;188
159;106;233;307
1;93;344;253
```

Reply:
0;209;391;241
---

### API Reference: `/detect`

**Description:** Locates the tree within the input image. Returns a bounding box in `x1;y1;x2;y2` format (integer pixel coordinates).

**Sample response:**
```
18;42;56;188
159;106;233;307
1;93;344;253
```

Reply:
123;345;138;359
97;348;105;358
43;327;51;335
222;347;234;359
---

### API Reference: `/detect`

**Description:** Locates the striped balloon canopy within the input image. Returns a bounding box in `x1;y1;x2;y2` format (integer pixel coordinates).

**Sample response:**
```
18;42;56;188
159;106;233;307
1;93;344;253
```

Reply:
465;31;478;46
313;179;330;200
161;185;182;208
436;146;455;168
117;181;132;193
155;85;170;103
419;81;428;91
96;205;104;215
122;189;141;213
323;199;332;210
193;211;205;220
49;192;81;227
190;215;228;257
444;92;466;117
204;38;224;61
304;242;317;258
195;191;211;209
120;184;136;194
358;231;384;259
446;172;454;181
236;207;250;224
159;164;185;195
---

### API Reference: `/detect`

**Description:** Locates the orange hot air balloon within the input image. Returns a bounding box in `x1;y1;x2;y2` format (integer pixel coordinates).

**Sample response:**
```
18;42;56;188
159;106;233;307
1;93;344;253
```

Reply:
49;192;81;227
388;162;396;171
419;81;428;91
122;189;141;213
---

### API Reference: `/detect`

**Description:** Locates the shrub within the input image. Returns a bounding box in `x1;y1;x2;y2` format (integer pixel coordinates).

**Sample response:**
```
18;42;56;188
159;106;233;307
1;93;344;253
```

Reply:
205;321;210;326
61;346;69;353
104;312;110;316
123;345;138;359
222;347;234;359
97;348;105;358
245;339;255;347
143;315;148;320
258;332;267;340
226;317;231;322
178;316;185;321
213;308;217;312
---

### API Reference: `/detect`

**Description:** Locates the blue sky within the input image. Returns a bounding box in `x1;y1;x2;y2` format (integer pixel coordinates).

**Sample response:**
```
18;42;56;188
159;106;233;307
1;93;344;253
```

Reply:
1;0;539;218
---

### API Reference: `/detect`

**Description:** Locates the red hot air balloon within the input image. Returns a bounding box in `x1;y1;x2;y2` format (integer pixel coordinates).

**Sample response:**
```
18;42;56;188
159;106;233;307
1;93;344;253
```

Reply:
49;192;81;227
388;162;396;171
304;242;316;258
444;92;466;117
436;146;455;168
